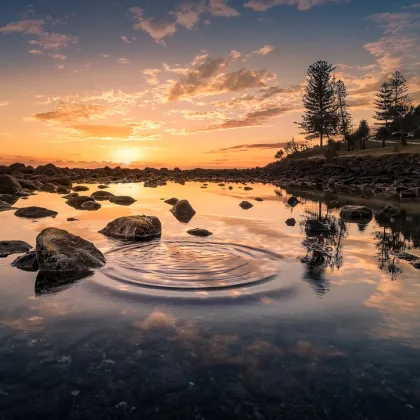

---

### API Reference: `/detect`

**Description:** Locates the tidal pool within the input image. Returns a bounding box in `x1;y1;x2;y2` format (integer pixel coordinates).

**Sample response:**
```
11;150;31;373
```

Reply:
0;181;419;419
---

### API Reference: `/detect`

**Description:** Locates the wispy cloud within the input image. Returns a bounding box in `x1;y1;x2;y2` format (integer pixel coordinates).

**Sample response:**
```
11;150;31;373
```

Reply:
244;0;350;12
207;141;291;153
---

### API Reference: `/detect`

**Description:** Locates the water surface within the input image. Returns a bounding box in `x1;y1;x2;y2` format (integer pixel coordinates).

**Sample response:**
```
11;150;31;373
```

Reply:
1;181;420;419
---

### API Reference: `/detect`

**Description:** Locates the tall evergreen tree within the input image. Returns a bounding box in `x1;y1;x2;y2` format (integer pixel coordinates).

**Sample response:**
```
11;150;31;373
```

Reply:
389;71;412;145
299;61;339;147
356;120;370;150
336;79;352;148
374;81;393;129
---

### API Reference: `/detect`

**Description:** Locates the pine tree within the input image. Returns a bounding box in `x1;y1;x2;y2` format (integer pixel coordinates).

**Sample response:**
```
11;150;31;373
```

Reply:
389;71;412;145
374;81;393;129
356;120;370;150
336;79;352;148
299;61;339;147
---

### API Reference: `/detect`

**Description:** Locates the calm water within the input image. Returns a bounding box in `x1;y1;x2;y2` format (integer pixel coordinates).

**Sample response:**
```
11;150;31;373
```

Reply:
1;182;420;419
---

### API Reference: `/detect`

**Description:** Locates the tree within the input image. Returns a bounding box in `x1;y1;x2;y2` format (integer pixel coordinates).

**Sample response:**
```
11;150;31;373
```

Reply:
356;120;370;150
336;80;352;147
275;137;310;159
374;82;393;130
389;71;412;145
376;126;390;148
299;61;339;147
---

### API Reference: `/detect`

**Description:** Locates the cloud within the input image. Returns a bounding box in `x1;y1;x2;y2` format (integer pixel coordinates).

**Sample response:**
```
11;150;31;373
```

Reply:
29;49;42;55
208;0;240;17
254;45;275;55
71;124;134;138
0;19;44;35
144;68;161;85
194;105;291;131
244;0;349;12
34;103;106;124
0;101;9;107
31;32;79;51
121;35;132;44
117;58;130;64
207;141;291;153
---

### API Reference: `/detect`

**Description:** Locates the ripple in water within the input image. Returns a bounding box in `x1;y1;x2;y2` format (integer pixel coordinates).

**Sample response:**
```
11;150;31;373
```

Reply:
98;240;283;295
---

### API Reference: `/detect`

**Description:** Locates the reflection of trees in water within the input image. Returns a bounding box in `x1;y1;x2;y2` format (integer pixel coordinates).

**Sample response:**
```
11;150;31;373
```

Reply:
300;201;348;297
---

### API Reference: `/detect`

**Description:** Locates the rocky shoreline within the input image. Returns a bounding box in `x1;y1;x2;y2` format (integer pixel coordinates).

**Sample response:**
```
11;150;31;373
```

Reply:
1;153;420;203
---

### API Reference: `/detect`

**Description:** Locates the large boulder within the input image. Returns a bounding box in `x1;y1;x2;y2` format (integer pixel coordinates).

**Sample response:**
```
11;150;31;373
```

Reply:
0;194;18;205
0;240;32;258
0;175;22;195
109;196;136;206
170;200;196;223
36;228;106;272
39;183;57;193
14;206;57;219
18;179;38;191
340;205;373;222
12;251;38;271
66;196;95;209
91;191;115;201
49;175;72;187
99;215;162;240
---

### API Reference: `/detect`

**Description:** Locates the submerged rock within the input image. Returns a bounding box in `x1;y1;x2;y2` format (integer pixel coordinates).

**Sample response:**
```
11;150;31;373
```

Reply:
109;196;136;206
72;185;90;192
170;200;196;223
99;215;162;240
81;201;101;211
66;196;94;209
239;201;253;210
340;205;373;222
244;186;253;191
12;251;38;271
285;218;296;227
187;228;213;237
164;197;179;205
36;228;106;272
91;191;115;201
0;240;32;258
14;206;57;219
255;197;264;202
67;217;78;222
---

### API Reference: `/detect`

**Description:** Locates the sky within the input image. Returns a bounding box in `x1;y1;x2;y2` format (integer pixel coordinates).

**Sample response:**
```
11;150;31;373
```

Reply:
0;0;419;169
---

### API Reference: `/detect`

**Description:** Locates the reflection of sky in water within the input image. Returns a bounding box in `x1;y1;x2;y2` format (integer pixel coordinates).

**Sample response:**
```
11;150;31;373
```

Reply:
1;181;420;416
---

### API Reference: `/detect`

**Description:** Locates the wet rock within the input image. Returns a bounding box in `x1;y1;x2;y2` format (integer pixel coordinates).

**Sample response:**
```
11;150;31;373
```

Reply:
414;261;420;270
55;186;70;194
228;186;233;190
239;201;253;210
340;205;373;222
287;196;300;207
0;200;15;212
0;194;18;205
0;240;32;258
49;175;72;187
62;192;79;199
381;204;400;218
39;183;57;193
187;228;213;237
67;217;78;222
218;183;225;186
36;228;106;272
66;196;95;210
305;219;330;234
109;196;136;206
170;200;196;223
144;180;158;188
35;271;93;296
12;251;38;271
98;184;110;189
285;218;296;227
81;201;101;211
164;197;179;205
244;186;253;191
99;215;162;240
255;197;264;202
91;191;115;201
18;179;38;191
73;185;90;192
14;206;58;219
0;175;22;195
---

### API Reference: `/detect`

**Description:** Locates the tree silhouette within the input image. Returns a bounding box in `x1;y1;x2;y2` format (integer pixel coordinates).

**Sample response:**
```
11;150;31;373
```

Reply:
336;80;352;145
356;119;370;150
374;82;393;134
299;61;339;147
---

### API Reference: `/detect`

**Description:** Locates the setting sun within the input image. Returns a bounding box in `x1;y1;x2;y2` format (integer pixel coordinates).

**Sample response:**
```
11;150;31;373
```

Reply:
114;147;142;165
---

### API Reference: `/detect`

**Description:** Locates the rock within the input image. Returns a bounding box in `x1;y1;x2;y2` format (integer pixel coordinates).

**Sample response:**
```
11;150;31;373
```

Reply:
340;205;373;221
66;196;95;210
49;175;72;187
255;197;264;202
305;219;330;234
81;201;101;211
91;191;115;201
287;196;300;207
36;228;106;272
187;228;213;237
144;180;158;188
228;186;233;190
55;186;70;195
0;194;18;205
164;197;179;205
67;217;78;222
18;179;38;191
414;261;420;270
244;186;253;191
12;251;38;271
39;183;57;193
381;204;400;218
328;200;340;208
98;184;110;189
35;271;92;296
239;201;253;210
14;206;58;219
0;175;22;195
63;193;79;199
73;185;90;192
218;183;225;186
0;200;15;212
285;218;296;227
109;196;136;206
99;215;162;240
0;240;32;258
400;189;417;200
170;200;196;223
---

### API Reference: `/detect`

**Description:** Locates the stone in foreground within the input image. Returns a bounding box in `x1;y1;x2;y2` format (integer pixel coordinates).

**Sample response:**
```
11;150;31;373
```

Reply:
0;240;32;258
36;228;106;272
14;206;58;219
239;201;253;210
12;251;39;271
340;205;373;222
66;196;94;209
99;215;162;240
170;200;196;223
187;228;213;237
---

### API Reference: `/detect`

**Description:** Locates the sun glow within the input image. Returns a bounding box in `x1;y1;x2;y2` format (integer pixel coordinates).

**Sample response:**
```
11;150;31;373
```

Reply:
114;147;142;165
